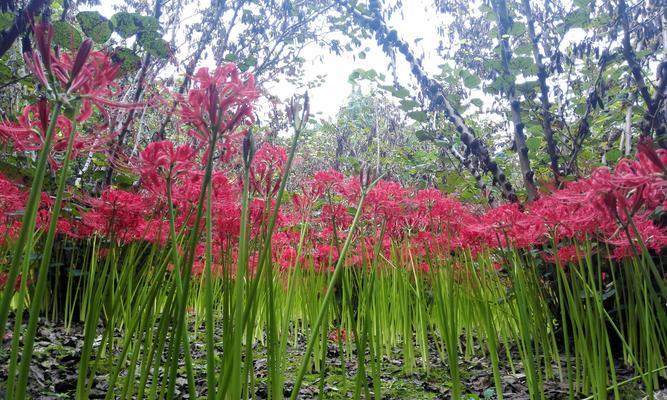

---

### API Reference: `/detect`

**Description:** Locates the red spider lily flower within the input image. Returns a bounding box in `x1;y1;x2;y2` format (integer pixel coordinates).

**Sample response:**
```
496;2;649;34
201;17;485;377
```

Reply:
81;189;151;243
34;20;53;72
314;244;338;272
312;169;345;197
68;39;93;85
179;65;258;143
637;137;666;173
21;21;53;88
541;245;581;267
328;328;348;342
139;140;197;195
25;22;146;124
605;213;667;259
51;50;140;123
250;143;287;196
0;103;105;170
0;174;28;246
0;272;30;291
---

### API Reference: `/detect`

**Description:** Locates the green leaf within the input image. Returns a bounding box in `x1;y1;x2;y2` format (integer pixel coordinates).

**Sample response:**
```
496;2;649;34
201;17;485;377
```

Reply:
415;130;433;141
509;22;526;37
393;86;410;98
463;74;481;89
224;53;238;62
565;8;590;28
136;16;160;32
245;55;257;66
0;63;11;80
399;99;419;112
408;111;427;122
510;56;537;75
470;98;483;107
380;84;410;98
526;136;542;152
605;148;622;163
514;43;533;56
53;20;83;49
139;31;170;58
111;12;141;38
111;47;141;74
517;80;540;93
76;11;113;43
114;173;136;189
0;12;14;31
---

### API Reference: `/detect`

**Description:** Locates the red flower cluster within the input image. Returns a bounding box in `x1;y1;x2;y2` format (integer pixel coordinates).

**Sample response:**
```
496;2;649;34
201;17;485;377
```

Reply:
1;140;665;276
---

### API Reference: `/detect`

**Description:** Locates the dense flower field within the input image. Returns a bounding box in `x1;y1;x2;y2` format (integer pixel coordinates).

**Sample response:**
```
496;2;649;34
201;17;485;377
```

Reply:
1;123;666;279
0;20;666;400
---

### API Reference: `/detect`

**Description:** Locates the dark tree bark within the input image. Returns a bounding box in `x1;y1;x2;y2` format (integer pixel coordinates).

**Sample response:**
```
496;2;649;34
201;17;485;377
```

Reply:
642;60;667;147
105;0;163;185
619;0;652;108
620;0;666;147
564;49;610;176
447;142;494;206
0;0;49;58
337;0;518;203
492;0;538;201
521;0;560;183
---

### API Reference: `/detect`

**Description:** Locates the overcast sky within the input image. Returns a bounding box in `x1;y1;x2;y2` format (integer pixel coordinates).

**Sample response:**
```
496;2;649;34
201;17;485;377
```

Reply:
91;0;447;119
91;0;587;123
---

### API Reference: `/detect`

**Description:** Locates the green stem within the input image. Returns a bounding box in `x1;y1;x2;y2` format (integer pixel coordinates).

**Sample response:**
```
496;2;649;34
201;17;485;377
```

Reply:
0;101;63;341
204;177;216;395
14;102;79;398
290;178;380;400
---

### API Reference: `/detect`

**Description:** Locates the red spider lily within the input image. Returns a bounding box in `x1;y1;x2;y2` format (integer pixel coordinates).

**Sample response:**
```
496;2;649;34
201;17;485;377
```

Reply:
81;189;152;243
0;272;29;291
328;328;348;342
179;65;258;144
365;180;407;225
312;169;345;197
541;245;581;267
0;175;27;246
139;140;197;195
0;103;101;170
605;213;667;259
314;244;338;272
24;21;148;125
22;21;52;88
249;143;287;196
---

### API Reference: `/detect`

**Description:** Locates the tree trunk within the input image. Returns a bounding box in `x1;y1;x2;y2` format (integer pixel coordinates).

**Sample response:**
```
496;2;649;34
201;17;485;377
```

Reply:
493;0;538;201
619;0;651;108
337;0;518;203
521;0;560;183
0;0;49;58
105;0;163;185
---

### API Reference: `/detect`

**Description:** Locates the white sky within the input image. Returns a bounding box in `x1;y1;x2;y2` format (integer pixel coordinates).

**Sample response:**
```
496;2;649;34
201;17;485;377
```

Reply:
269;0;446;118
91;0;444;119
90;0;588;123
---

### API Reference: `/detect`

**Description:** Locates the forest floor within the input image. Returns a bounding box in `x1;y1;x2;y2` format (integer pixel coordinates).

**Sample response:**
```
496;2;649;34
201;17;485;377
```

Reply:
0;314;660;399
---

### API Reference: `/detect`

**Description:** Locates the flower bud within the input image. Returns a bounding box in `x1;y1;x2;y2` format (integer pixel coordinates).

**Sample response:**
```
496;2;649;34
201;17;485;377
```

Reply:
34;20;53;72
243;129;255;169
69;39;93;84
637;137;665;173
602;192;619;221
37;96;49;134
